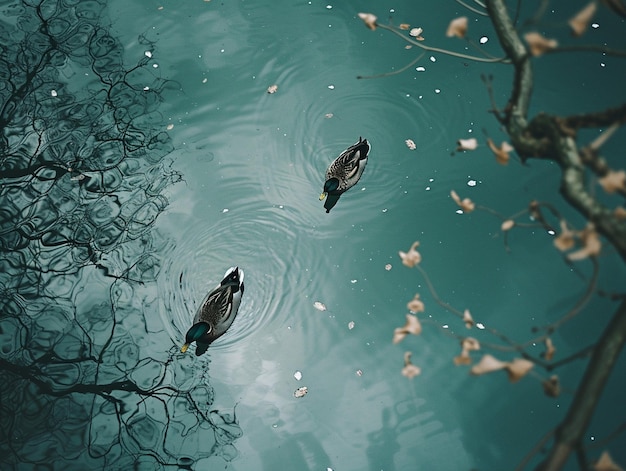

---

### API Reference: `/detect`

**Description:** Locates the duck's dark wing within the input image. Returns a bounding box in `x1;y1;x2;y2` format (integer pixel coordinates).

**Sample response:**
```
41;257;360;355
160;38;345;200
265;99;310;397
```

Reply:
196;285;234;325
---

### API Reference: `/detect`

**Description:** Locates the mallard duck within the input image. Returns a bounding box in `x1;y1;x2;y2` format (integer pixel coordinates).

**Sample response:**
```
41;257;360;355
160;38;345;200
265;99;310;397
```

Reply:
181;267;245;356
320;137;371;213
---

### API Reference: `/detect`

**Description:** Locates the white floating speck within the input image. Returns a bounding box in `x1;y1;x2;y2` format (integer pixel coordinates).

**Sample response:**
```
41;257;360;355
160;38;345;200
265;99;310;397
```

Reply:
294;386;308;398
429;56;436;62
324;113;334;119
222;208;229;213
51;90;57;97
313;301;327;311
143;86;150;91
144;51;152;58
385;264;392;271
294;371;302;381
592;23;599;29
267;84;278;94
476;322;485;329
480;36;488;44
202;78;208;83
326;4;332;8
435;88;441;94
152;63;158;68
350;279;357;284
405;139;416;150
348;321;355;330
416;66;426;72
327;84;335;90
467;179;477;187
166;123;174;130
382;208;388;213
356;369;363;376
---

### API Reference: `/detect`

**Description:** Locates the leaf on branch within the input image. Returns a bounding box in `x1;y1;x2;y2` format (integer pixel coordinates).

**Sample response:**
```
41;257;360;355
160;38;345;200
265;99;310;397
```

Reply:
399;23;411;30
402;351;422;379
554;219;576;252
463;309;474;329
450;190;476;213
358;12;378;30
594;450;624;471
487;138;514;165
407;294;425;313
523;32;559;57
470;354;507;375
501;219;515;231
599;169;626;194
456;137;478;151
568;1;597;37
567;223;602;261
542;375;561;398
399;241;422;267
409;27;425;40
505;358;534;383
454;337;480;366
543;337;556;361
446;17;468;38
392;314;422;344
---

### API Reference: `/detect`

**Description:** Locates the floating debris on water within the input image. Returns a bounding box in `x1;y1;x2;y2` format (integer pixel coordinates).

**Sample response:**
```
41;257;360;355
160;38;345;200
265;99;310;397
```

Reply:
385;264;392;271
294;386;308;398
356;369;363;376
348;321;355;330
294;371;302;381
267;84;278;94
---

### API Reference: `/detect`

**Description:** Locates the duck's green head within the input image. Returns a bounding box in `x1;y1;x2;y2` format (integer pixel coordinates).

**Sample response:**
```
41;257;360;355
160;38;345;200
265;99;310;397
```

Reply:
320;178;340;200
181;322;212;353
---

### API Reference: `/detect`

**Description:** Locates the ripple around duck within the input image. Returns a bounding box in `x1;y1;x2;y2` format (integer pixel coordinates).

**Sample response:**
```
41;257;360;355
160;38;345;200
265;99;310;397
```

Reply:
158;201;328;354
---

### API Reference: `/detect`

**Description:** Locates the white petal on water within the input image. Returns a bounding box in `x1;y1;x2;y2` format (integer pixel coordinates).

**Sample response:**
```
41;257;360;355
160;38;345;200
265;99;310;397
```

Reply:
144;51;152;58
356;369;363;376
313;301;327;311
294;371;302;381
348;321;355;330
51;90;58;97
385;263;392;271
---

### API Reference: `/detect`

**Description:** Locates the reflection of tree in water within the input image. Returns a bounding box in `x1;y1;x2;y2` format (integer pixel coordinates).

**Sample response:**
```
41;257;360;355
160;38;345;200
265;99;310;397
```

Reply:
0;0;241;468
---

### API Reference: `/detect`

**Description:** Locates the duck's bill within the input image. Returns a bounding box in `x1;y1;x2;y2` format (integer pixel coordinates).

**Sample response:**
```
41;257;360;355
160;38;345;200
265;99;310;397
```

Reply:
181;343;190;353
319;192;327;201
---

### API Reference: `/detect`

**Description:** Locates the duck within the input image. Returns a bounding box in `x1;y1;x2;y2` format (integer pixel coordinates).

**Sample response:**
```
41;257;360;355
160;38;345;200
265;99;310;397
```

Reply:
181;266;245;356
320;137;371;213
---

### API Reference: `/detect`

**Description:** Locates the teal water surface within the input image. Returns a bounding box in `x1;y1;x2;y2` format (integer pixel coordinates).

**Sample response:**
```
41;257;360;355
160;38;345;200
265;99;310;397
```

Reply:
2;0;625;469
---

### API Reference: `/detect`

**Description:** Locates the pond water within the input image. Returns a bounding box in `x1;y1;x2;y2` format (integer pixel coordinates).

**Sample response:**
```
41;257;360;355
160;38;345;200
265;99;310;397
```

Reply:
1;0;625;469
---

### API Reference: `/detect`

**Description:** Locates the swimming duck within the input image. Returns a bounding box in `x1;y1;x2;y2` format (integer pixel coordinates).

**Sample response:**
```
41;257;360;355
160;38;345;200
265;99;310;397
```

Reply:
181;267;245;356
320;137;371;213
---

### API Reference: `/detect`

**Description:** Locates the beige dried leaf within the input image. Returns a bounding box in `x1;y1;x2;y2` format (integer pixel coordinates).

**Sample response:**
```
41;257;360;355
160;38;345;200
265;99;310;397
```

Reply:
409;27;425;40
358;12;378;30
594;450;623;471
599;169;626;193
399;23;411;30
554;219;576;252
505;358;534;383
487;138;514;165
470;354;507;376
407;294;425;313
399;241;422;267
462;337;481;351
569;1;597;36
454;350;472;366
524;32;558;56
392;314;422;344
392;327;408;345
567;224;601;261
542;375;561;398
446;16;468;38
454;337;480;366
501;219;515;231
402;351;421;378
456;137;478;151
463;309;474;329
450;190;475;213
544;337;556;361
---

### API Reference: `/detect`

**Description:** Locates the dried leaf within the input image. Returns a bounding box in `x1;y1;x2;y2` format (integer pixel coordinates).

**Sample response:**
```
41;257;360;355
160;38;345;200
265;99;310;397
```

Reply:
544;337;556;361
462;337;481;351
358;12;378;30
402;351;421;378
454;350;472;366
398;241;422;267
554;219;576;252
267;84;278;94
446;16;468;38
456;137;478;151
614;207;626;220
542;375;561;398
470;354;507;376
599;169;626;193
501;219;515;231
487;138;514;165
392;327;408;344
409;27;424;40
594;451;624;471
463;309;474;329
454;337;480;366
407;294;425;313
405;139;417;150
524;32;558;56
569;1;597;36
567;224;602;261
399;23;411;30
393;314;422;344
505;358;534;383
450;190;475;213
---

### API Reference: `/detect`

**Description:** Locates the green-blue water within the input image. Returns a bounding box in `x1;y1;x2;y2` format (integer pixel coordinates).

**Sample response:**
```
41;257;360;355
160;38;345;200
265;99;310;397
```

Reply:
1;0;624;469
